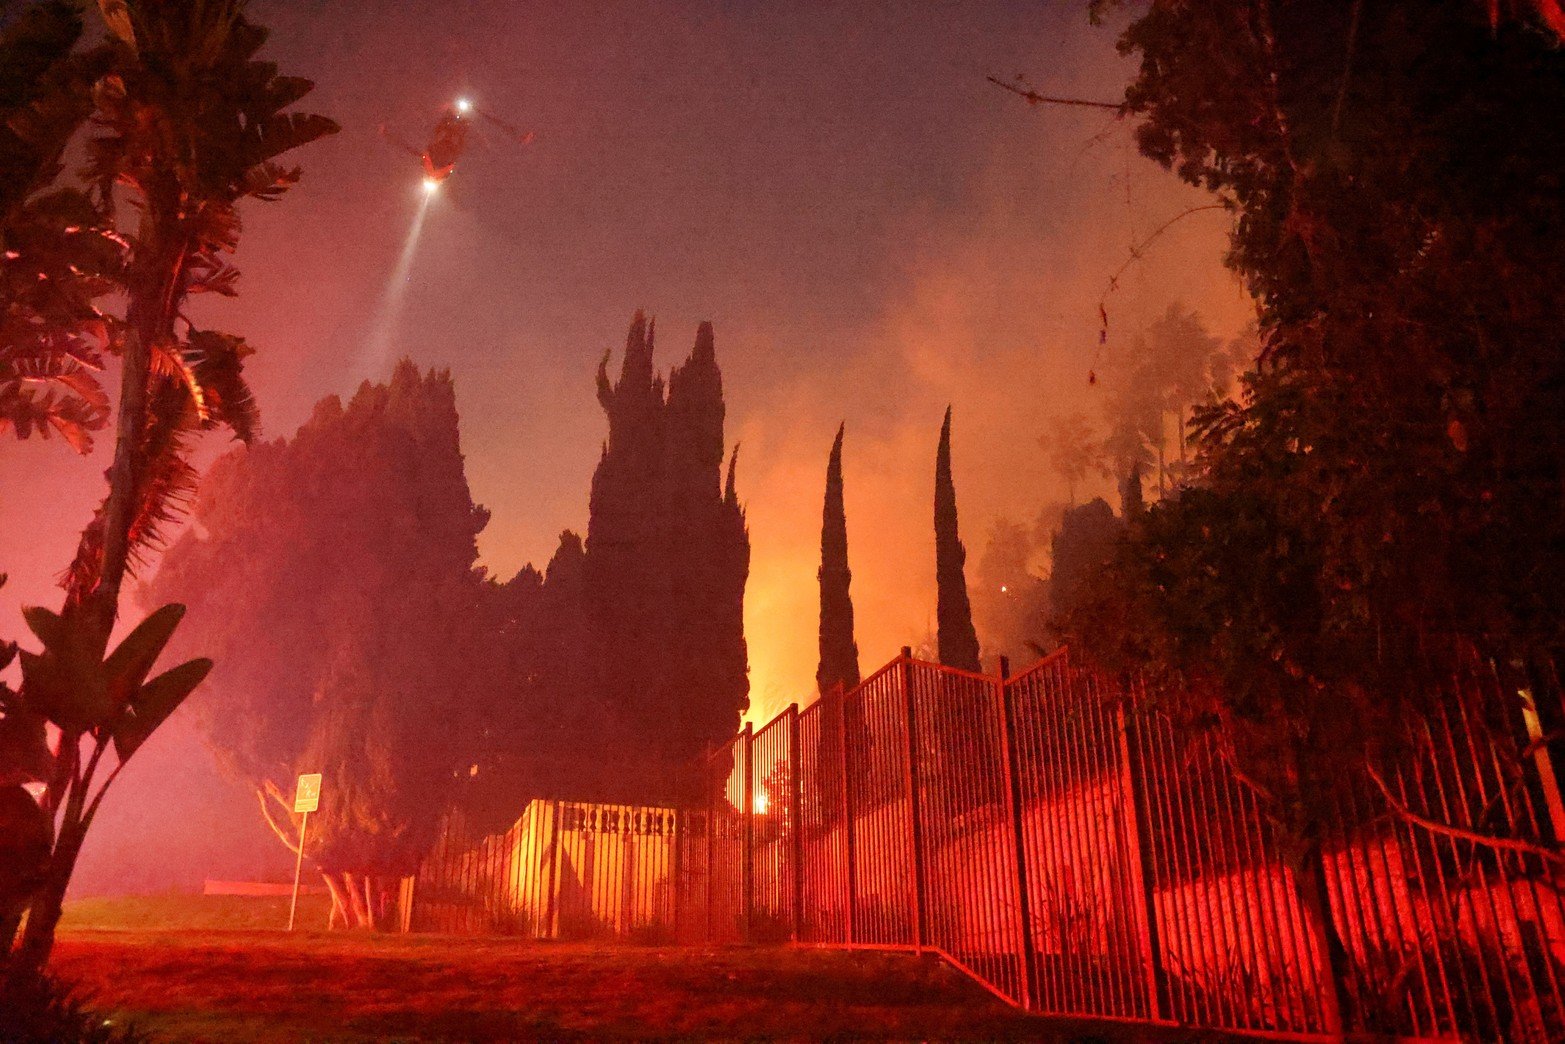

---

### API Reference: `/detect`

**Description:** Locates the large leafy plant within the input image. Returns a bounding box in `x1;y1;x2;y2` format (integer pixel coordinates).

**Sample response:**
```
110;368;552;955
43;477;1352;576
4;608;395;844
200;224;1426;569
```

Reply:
1;589;210;976
61;1;338;607
2;0;334;978
0;2;123;454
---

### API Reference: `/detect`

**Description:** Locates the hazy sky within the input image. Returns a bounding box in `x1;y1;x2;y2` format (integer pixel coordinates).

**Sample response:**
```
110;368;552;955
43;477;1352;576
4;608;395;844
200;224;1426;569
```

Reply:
0;0;1251;891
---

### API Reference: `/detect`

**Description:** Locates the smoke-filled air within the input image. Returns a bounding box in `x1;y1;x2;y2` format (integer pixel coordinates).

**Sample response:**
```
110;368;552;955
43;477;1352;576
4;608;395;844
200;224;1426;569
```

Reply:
3;1;1562;1039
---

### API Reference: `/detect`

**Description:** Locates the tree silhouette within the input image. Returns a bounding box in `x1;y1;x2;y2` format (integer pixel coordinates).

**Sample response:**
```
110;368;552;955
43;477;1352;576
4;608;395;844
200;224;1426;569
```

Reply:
934;407;981;673
816;424;860;695
60;1;337;621
812;423;862;826
1;0;334;972
583;314;749;801
150;364;487;928
1067;7;1565;1020
0;3;116;455
971;518;1050;667
1047;499;1122;627
1101;304;1231;497
1038;411;1108;506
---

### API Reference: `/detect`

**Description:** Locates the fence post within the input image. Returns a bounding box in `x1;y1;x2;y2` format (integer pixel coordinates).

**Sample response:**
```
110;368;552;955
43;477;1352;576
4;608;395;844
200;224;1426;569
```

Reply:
705;747;715;942
788;702;804;942
997;656;1038;1010
1114;697;1164;1022
672;806;685;941
742;722;755;943
900;646;929;951
837;682;858;944
545;800;562;939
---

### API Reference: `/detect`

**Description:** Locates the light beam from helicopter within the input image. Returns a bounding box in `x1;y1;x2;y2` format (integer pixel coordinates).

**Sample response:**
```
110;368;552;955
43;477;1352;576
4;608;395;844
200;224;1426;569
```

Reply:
356;185;434;381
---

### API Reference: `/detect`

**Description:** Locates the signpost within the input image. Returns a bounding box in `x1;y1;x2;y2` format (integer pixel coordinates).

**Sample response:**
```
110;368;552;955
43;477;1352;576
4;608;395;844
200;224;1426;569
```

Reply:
287;772;322;931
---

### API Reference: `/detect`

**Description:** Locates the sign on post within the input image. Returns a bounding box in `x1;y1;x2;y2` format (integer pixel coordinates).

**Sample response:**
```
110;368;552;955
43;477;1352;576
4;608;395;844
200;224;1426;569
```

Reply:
293;772;322;814
288;772;322;931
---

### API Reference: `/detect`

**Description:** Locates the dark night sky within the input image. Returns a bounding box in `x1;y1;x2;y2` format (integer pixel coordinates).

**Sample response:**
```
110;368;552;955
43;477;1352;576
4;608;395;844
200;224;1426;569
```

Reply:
1;0;1248;892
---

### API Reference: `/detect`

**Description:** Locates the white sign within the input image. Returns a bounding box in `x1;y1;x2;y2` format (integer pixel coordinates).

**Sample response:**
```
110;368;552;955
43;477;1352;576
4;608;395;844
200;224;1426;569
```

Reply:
293;772;322;814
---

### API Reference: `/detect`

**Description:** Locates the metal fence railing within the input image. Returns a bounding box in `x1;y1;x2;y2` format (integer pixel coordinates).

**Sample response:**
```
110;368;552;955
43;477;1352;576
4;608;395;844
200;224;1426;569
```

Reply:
409;644;1565;1040
697;646;1565;1041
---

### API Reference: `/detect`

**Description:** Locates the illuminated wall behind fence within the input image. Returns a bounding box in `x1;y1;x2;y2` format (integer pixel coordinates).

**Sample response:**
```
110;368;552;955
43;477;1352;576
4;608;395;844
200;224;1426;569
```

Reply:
411;798;704;943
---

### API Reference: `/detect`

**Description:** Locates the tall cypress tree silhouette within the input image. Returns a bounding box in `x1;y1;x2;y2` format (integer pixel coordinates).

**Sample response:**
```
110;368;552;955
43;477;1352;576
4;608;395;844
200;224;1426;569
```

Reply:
813;423;862;826
1120;460;1145;519
816;423;860;695
934;406;982;672
583;312;749;799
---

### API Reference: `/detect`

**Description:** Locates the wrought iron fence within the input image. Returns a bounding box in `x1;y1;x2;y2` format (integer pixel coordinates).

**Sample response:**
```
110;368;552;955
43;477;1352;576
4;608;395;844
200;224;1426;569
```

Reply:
408;644;1565;1040
699;646;1565;1042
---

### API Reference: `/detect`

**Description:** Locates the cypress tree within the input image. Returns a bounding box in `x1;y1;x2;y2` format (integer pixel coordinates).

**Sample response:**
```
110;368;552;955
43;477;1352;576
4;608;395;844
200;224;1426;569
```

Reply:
1120;460;1145;518
148;361;489;926
710;442;751;759
583;313;749;799
816;423;861;695
934;406;982;672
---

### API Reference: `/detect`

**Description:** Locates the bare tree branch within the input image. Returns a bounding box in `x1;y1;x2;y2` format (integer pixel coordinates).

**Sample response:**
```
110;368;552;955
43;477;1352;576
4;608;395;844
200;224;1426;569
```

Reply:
1103;204;1232;299
256;781;301;855
1365;760;1565;866
1331;0;1364;136
987;75;1121;111
1093;203;1232;369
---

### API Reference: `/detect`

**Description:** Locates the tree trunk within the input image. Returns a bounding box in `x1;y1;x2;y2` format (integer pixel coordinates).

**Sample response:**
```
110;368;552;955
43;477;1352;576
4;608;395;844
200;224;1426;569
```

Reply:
70;178;187;620
322;872;349;930
362;875;378;931
1295;834;1353;1034
1155;413;1168;498
341;871;372;929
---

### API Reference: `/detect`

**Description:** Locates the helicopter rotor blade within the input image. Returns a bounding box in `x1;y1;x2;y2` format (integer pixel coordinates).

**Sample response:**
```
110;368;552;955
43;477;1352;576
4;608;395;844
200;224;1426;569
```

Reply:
378;122;424;160
474;106;535;145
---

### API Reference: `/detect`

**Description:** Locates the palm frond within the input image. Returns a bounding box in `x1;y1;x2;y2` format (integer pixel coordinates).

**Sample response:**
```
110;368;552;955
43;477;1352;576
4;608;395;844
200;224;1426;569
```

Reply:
257;74;314;117
236;160;301;203
249;111;339;167
186;254;240;296
0;334;111;452
0;384;105;453
184;327;259;441
219;11;268;68
95;1;135;50
2;339;109;406
64;388;201;602
187;198;242;253
149;337;210;426
0;1;93;216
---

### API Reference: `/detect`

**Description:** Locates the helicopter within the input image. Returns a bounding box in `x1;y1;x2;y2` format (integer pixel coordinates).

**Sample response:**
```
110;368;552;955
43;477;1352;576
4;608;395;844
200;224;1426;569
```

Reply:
381;97;534;191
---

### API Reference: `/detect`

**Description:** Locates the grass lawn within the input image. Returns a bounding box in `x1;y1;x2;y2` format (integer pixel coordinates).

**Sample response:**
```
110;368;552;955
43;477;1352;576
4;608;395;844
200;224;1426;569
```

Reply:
60;892;335;933
50;896;1216;1041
